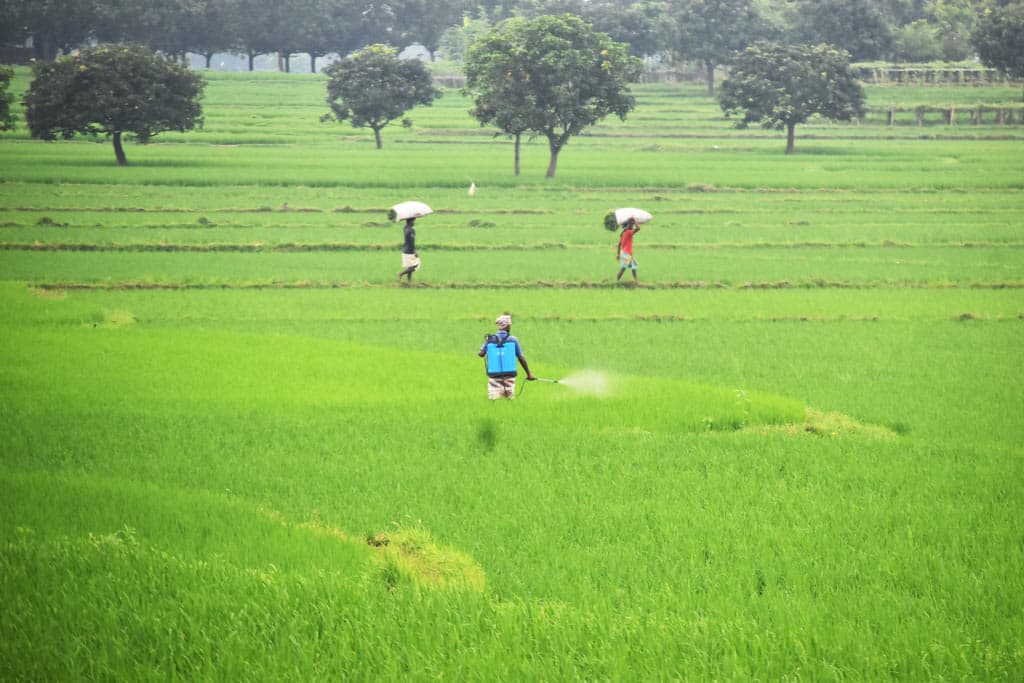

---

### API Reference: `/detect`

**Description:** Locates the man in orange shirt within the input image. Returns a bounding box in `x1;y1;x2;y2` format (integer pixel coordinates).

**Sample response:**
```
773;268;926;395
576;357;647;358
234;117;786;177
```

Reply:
616;217;640;283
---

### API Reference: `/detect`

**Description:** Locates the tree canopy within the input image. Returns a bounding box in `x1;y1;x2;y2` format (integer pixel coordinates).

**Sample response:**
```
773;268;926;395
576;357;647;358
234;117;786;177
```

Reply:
3;0;100;61
464;14;642;178
0;0;997;69
23;43;205;165
669;0;771;95
792;0;894;61
390;0;471;60
973;0;1024;99
718;41;866;154
463;20;537;175
322;44;440;149
0;66;16;131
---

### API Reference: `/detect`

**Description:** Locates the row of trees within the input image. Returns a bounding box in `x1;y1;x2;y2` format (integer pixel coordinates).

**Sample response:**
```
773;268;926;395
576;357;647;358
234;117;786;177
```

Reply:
2;1;1018;83
3;14;867;171
0;0;467;70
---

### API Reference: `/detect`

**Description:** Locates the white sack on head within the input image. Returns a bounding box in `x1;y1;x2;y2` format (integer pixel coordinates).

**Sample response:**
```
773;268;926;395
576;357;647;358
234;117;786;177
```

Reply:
614;208;652;226
389;201;433;222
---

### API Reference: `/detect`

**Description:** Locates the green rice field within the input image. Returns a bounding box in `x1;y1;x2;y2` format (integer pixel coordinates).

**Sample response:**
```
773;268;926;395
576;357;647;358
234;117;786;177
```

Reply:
1;68;1022;680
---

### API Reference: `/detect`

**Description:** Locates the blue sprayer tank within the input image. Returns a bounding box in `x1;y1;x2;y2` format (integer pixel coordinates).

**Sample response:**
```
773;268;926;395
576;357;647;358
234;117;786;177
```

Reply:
484;334;518;378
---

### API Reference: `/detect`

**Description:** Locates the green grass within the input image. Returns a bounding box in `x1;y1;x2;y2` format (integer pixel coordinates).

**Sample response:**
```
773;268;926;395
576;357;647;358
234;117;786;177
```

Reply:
1;70;1022;680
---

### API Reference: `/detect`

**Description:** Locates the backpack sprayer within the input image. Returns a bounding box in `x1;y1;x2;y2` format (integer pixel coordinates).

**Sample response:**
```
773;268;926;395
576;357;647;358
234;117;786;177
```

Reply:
483;333;517;378
484;332;561;396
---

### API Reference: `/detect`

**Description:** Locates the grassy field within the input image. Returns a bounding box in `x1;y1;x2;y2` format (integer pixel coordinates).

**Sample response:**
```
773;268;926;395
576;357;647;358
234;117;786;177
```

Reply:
1;67;1022;680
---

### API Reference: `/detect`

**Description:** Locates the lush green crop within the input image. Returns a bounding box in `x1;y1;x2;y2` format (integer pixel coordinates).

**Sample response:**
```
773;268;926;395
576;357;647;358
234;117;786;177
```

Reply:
1;70;1022;680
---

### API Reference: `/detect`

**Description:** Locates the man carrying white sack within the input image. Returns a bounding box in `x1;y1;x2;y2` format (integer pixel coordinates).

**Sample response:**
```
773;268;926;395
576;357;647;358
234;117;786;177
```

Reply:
397;217;419;283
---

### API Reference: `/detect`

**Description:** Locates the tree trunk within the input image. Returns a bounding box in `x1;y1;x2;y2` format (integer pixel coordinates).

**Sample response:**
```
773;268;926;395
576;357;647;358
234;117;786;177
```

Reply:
204;52;213;68
248;52;255;71
310;54;318;73
112;131;128;166
705;60;715;96
546;138;560;178
514;133;521;176
785;123;796;155
34;34;57;61
373;126;383;149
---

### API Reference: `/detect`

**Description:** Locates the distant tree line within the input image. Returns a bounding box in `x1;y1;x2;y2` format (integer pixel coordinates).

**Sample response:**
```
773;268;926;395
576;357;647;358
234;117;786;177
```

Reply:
0;0;468;70
3;3;1019;170
0;0;1012;77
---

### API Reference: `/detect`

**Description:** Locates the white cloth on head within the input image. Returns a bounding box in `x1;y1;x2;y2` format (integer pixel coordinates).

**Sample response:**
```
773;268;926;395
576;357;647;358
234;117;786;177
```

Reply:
495;314;512;328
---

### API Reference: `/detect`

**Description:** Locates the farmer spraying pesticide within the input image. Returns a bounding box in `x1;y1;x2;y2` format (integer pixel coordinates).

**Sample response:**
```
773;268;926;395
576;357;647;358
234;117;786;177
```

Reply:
478;314;536;399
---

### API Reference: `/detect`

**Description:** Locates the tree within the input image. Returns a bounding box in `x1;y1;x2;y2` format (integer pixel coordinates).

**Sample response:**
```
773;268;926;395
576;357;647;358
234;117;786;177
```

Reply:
928;0;977;61
718;42;865;154
876;0;930;26
892;19;944;61
233;0;280;70
793;0;894;61
24;43;205;165
95;0;208;59
292;0;364;73
390;0;470;60
464;21;536;175
516;0;675;58
464;14;642;178
669;0;770;96
322;44;440;149
439;15;493;62
0;1;27;48
0;67;16;131
188;0;243;69
267;0;318;72
473;0;521;20
973;0;1024;100
584;1;675;58
12;0;102;61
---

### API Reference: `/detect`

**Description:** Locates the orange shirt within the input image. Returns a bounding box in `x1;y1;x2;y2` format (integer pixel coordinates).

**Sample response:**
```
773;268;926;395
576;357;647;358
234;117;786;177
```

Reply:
619;227;638;253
